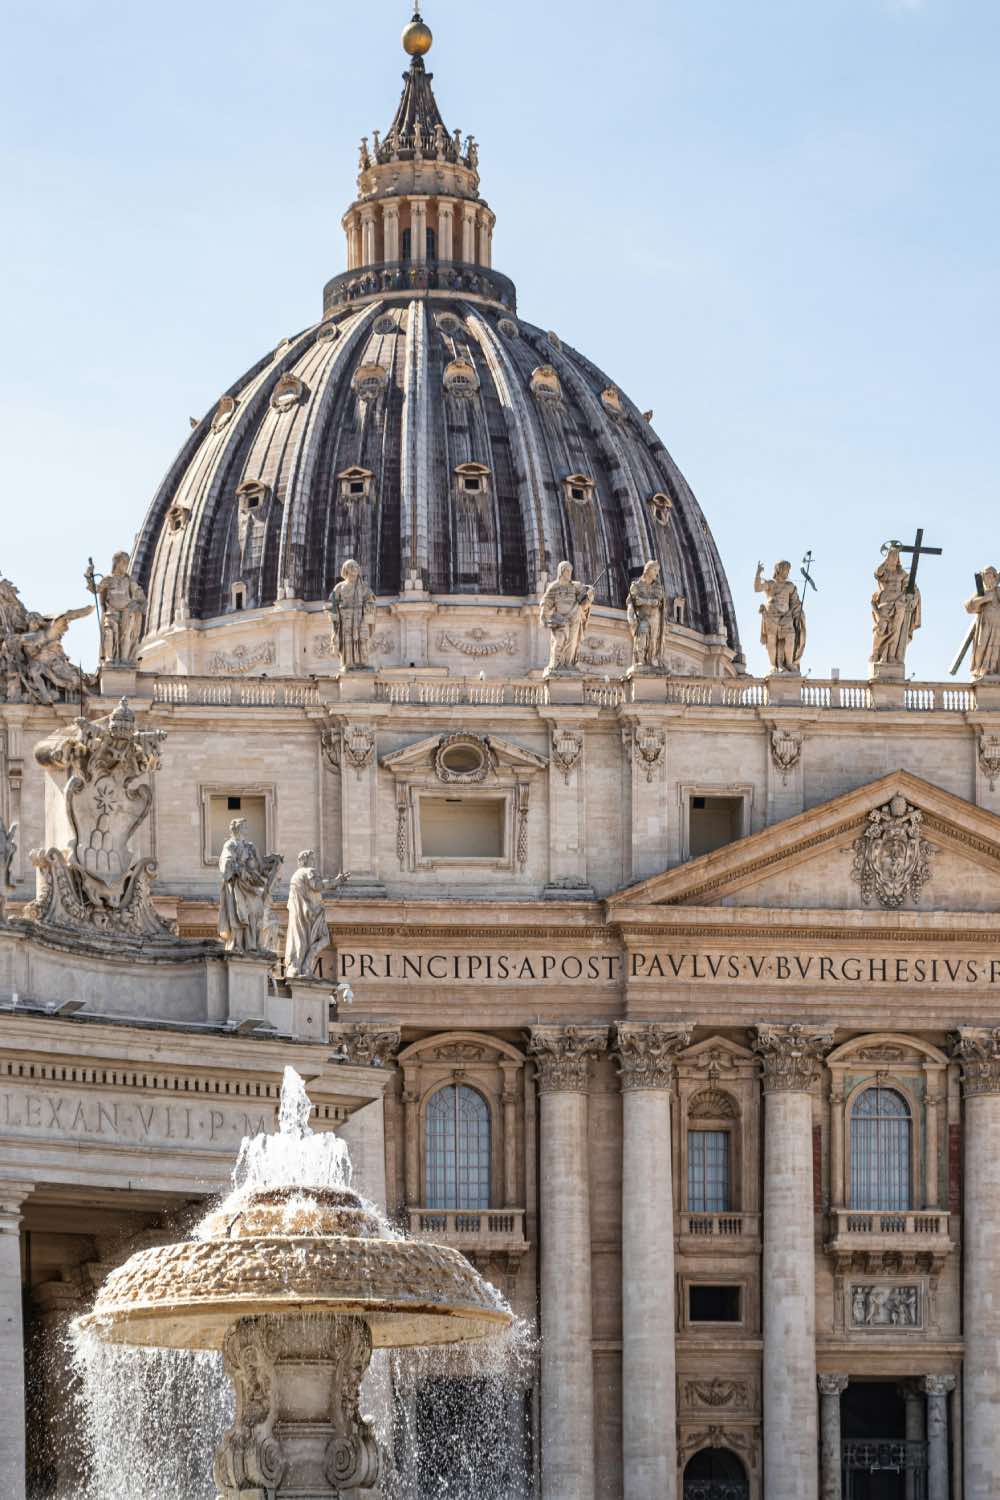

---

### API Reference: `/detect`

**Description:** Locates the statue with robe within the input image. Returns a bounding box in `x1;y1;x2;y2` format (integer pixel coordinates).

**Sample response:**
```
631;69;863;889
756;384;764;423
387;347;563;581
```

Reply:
870;547;921;668
626;560;669;673
93;551;146;665
754;559;806;673
966;566;1000;680
218;818;283;954
284;853;348;979
539;560;593;676
328;559;377;672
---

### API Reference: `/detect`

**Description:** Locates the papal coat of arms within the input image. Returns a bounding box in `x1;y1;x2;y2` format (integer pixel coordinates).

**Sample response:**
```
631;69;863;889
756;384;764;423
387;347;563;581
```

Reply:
851;795;931;909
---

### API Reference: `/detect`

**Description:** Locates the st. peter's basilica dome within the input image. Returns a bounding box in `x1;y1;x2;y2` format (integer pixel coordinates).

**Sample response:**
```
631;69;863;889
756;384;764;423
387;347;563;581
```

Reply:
133;14;741;673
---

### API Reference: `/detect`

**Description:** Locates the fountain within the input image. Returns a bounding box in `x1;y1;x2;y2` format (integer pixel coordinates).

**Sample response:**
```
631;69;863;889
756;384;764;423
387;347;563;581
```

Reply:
76;1068;513;1498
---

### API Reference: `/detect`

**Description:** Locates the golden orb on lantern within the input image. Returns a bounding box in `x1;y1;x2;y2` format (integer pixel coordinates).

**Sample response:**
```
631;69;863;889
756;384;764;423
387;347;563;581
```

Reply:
402;12;433;56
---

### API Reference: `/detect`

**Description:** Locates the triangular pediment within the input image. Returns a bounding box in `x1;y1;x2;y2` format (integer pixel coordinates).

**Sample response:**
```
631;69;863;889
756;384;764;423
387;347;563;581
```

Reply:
609;770;1000;913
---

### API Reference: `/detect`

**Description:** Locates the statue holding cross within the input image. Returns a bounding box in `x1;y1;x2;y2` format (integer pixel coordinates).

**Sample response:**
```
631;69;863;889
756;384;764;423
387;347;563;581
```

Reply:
869;528;942;679
963;567;1000;681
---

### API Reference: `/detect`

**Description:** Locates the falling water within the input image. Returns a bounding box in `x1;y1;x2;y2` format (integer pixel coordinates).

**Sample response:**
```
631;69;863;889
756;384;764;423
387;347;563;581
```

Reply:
56;1067;537;1500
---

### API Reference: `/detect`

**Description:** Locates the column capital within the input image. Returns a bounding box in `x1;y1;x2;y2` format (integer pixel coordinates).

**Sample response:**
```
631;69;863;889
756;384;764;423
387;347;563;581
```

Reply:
528;1025;608;1093
752;1022;834;1092
381;199;400;219
329;1023;401;1067
0;1181;32;1232
358;203;377;222
922;1374;956;1396
818;1373;849;1396
950;1027;1000;1094
613;1022;691;1091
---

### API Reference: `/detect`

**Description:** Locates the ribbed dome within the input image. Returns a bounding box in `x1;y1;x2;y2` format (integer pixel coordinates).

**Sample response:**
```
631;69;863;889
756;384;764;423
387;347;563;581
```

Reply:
134;297;741;652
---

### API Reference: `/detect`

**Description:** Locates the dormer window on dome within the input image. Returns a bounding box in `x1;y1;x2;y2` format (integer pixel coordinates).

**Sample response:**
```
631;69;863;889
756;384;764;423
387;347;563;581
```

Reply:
352;363;389;401
563;474;596;507
649;492;674;527
601;386;625;419
530;366;562;404
271;374;306;412
443;358;479;398
211;395;237;434
453;462;490;504
237;480;270;515
338;466;376;504
435;311;463;336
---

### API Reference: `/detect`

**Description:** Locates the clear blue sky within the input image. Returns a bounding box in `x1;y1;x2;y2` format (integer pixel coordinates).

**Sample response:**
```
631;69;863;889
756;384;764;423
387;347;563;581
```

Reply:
2;0;997;679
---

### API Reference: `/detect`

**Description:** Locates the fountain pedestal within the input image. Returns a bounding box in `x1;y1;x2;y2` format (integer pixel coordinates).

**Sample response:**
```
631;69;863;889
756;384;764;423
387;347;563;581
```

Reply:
215;1313;379;1500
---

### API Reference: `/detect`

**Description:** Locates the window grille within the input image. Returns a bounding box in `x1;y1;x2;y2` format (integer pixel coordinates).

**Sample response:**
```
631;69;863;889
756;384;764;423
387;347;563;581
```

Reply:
687;1129;730;1212
425;1084;491;1209
850;1086;911;1211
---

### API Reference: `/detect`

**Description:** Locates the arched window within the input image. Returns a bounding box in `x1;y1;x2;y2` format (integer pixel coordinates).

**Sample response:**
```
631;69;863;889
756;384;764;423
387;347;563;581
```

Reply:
683;1447;748;1500
425;1085;491;1209
851;1086;911;1211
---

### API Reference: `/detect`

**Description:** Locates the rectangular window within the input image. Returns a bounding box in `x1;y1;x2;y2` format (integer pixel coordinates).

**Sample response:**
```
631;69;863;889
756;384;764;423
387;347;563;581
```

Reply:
688;1285;741;1323
687;1130;731;1212
206;793;267;860
419;797;505;860
689;795;743;858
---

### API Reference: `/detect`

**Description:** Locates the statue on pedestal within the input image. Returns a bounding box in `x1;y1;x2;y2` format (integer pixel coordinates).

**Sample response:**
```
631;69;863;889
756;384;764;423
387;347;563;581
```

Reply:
89;551;147;666
754;560;806;674
328;560;377;672
965;566;1000;681
870;546;920;670
29;699;171;938
284;853;347;979
0;573;94;704
626;560;668;674
539;561;593;676
218;819;283;955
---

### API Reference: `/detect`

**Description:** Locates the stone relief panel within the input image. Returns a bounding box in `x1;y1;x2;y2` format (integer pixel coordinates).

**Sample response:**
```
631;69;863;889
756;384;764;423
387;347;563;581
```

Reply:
313;632;393;660
979;732;1000;790
437;628;517;658
577;635;626;669
849;1284;922;1329
769;727;803;782
682;1378;755;1412
851;796;931;908
207;641;277;675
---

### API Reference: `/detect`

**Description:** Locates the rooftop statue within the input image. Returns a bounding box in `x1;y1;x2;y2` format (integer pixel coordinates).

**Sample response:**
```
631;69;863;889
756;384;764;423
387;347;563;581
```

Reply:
626;560;668;675
86;551;147;667
870;546;921;670
284;852;348;980
218;818;283;955
0;574;94;705
539;561;594;677
965;566;1000;681
29;698;172;939
754;559;806;674
328;559;377;673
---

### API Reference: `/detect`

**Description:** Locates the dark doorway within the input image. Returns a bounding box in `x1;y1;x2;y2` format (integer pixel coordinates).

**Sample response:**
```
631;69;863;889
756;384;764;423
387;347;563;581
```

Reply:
683;1447;749;1500
842;1382;927;1500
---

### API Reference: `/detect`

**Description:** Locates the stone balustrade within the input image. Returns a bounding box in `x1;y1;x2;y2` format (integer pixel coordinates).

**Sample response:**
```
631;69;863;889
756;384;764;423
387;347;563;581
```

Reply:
678;1210;761;1242
407;1206;526;1249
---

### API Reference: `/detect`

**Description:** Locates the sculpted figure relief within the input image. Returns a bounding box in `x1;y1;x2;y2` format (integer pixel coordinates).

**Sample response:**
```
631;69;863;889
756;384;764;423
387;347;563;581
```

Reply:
218;819;283;955
626;560;668;674
754;560;806;673
285;852;348;979
92;551;147;666
29;698;171;938
328;560;377;672
870;546;920;668
965;566;1000;680
0;574;94;705
539;561;594;676
0;817;16;917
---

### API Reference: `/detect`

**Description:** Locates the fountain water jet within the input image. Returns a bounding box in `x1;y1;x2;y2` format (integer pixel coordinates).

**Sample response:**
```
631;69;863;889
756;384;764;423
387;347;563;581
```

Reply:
76;1067;513;1499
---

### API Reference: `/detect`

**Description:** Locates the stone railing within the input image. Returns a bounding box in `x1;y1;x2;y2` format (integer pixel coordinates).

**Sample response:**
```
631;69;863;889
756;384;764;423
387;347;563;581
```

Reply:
149;677;322;708
407;1207;527;1249
830;1209;951;1237
678;1211;761;1241
322;259;518;315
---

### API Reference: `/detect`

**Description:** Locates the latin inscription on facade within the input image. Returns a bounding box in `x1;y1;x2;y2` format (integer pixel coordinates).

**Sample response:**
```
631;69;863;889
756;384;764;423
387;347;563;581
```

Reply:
0;1087;273;1151
338;949;1000;988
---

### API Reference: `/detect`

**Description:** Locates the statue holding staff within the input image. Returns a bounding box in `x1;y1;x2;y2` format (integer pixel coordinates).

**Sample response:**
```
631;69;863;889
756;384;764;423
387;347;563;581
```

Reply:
539;560;593;676
328;559;377;672
754;559;806;673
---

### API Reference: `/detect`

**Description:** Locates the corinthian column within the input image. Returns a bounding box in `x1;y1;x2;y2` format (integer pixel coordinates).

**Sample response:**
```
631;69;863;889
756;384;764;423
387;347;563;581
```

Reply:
818;1374;848;1500
0;1183;32;1500
614;1023;691;1500
753;1024;833;1500
528;1025;608;1500
951;1027;1000;1498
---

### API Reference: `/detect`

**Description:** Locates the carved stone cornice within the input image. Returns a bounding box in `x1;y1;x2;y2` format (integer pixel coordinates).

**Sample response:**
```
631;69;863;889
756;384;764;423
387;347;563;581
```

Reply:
949;1028;1000;1096
527;1025;608;1093
612;1022;691;1091
752;1023;834;1093
330;1024;401;1068
817;1373;850;1397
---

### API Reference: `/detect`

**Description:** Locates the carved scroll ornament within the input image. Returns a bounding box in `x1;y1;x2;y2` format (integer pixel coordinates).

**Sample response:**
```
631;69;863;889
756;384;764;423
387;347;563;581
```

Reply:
528;1025;608;1093
613;1023;691;1090
752;1023;833;1092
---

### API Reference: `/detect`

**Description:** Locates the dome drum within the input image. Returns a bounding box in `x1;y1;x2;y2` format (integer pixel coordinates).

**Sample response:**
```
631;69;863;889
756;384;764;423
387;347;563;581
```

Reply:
323;261;517;317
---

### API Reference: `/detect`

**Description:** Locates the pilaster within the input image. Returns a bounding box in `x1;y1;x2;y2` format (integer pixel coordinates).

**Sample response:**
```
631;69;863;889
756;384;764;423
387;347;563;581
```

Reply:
381;200;400;263
527;1026;608;1500
544;721;591;895
613;1024;691;1500
329;721;385;896
461;202;477;263
0;1182;32;1500
622;720;667;883
437;198;455;261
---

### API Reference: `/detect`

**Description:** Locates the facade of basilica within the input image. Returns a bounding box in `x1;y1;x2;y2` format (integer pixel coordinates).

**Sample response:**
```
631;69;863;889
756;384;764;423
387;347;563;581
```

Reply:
2;12;1000;1500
